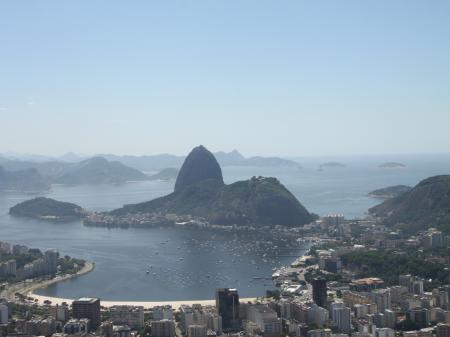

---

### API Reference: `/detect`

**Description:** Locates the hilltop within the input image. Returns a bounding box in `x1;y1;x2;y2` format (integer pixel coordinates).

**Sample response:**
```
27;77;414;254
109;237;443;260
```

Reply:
174;146;224;192
111;146;312;227
369;175;450;234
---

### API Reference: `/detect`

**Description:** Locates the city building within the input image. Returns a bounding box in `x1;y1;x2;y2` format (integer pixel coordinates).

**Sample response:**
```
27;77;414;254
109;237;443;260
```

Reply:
51;304;69;322
247;304;282;337
307;328;332;337
109;305;144;329
332;306;351;333
215;288;240;332
113;325;131;337
151;319;175;337
64;318;90;335
437;324;450;337
312;279;327;307
187;325;207;337
0;304;8;325
72;297;101;330
371;289;391;313
375;328;395;337
152;306;174;321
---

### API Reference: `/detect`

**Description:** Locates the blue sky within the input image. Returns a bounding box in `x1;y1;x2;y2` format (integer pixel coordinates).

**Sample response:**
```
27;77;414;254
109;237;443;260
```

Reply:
0;1;449;157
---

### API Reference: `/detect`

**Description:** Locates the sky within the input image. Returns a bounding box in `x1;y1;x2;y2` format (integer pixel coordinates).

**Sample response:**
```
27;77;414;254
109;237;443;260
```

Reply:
0;1;449;157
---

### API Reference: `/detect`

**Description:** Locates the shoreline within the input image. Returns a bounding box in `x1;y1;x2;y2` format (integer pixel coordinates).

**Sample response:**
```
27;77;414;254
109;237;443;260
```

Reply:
28;293;257;310
2;261;95;301
21;261;257;309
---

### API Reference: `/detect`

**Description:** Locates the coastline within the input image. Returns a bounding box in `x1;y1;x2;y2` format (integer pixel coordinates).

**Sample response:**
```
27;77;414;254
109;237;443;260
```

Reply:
28;294;257;310
19;261;256;309
2;261;95;301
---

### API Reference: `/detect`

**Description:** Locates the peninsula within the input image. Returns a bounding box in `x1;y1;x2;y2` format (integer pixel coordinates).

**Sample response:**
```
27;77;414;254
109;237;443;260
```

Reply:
91;146;313;227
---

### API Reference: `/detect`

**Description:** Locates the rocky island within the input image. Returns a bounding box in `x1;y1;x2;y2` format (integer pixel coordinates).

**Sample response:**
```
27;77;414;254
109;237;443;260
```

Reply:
9;197;87;221
89;146;313;228
378;162;406;168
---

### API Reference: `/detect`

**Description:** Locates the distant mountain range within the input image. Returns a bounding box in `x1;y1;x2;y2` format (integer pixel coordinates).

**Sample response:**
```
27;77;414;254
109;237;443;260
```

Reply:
101;150;300;171
369;175;450;234
0;166;50;192
0;156;148;187
0;150;300;188
112;146;312;227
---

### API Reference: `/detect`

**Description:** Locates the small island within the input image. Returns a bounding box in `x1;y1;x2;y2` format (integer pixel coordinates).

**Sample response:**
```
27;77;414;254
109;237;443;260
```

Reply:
319;162;346;170
378;162;406;168
368;185;412;199
9;197;87;222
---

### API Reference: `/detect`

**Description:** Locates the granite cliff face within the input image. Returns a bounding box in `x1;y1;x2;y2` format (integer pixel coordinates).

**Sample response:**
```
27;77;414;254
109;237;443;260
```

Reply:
112;146;313;227
369;175;450;234
174;146;224;192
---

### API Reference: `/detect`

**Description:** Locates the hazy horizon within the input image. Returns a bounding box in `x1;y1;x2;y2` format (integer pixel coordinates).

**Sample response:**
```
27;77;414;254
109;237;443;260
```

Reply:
1;1;450;157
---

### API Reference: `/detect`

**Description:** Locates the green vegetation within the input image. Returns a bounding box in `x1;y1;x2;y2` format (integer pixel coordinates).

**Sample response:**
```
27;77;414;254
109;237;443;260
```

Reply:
114;176;312;226
370;175;450;235
113;146;313;227
341;248;449;288
304;269;344;283
266;289;281;300
58;255;86;274
9;197;85;220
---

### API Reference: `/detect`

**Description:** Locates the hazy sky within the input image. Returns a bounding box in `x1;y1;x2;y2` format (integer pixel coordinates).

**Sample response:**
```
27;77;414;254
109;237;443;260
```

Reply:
1;1;449;157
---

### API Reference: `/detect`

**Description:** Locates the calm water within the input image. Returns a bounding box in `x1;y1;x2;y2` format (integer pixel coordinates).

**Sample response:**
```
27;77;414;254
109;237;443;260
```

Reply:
0;155;449;300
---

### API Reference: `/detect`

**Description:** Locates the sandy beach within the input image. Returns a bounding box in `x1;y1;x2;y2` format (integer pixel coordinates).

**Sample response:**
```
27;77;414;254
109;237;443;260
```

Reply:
29;294;257;310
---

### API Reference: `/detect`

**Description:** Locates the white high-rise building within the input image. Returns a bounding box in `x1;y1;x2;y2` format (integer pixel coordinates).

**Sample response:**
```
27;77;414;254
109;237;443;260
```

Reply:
333;306;351;333
371;289;391;313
